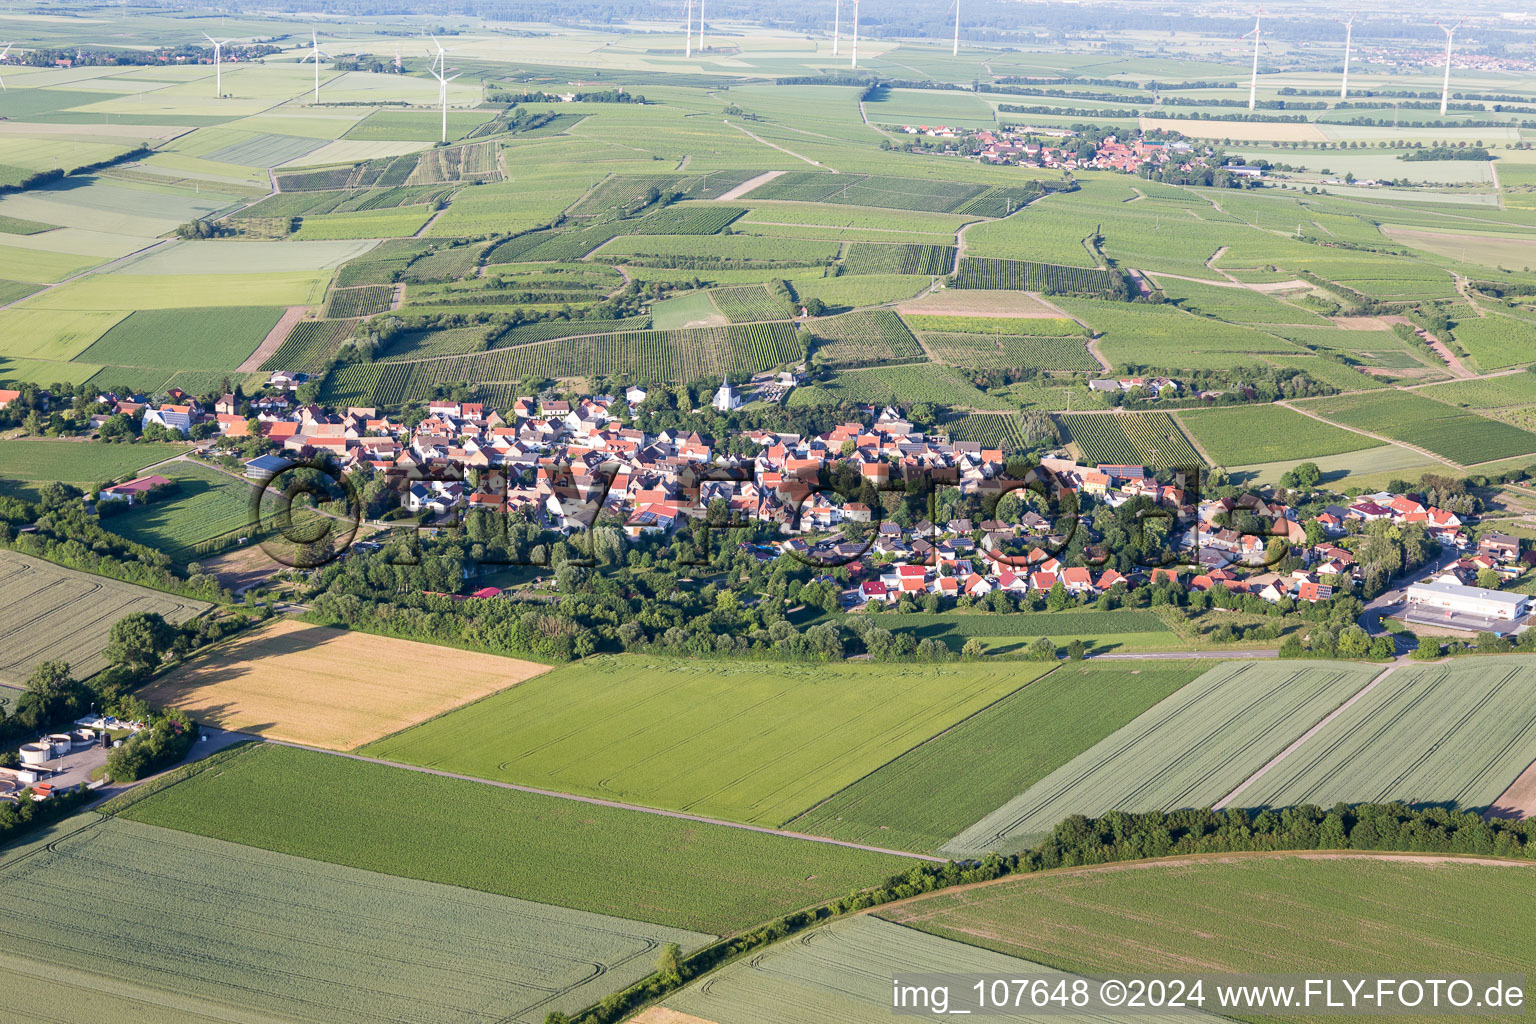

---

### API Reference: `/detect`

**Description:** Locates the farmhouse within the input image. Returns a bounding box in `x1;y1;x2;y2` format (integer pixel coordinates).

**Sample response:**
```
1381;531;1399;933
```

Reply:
98;474;171;505
1405;580;1529;633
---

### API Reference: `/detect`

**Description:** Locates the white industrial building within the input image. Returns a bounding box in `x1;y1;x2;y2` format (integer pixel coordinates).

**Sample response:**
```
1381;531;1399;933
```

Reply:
1405;580;1530;632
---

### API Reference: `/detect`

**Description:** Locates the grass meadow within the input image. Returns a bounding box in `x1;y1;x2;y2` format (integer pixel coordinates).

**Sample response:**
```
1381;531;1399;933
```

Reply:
789;660;1210;853
1176;405;1382;465
118;742;918;934
361;654;1033;827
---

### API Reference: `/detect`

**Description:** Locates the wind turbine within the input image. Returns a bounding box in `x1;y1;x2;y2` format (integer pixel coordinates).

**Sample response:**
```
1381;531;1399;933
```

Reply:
429;35;451;74
850;0;860;69
950;0;960;57
832;0;840;57
203;33;229;96
684;0;693;59
428;59;459;143
0;44;11;92
1242;10;1262;111
1437;20;1461;116
698;0;705;52
302;30;330;105
1336;13;1356;100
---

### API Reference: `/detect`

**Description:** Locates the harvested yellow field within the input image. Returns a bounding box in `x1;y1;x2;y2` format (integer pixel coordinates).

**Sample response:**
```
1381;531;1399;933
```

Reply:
1137;117;1326;143
138;619;548;750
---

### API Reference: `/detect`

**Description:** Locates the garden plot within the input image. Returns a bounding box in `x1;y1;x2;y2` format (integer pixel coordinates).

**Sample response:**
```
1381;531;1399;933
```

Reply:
941;661;1382;858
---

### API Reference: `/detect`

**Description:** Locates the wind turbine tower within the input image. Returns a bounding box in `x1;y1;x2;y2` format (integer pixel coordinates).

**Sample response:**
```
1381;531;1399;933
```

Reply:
1437;20;1461;117
685;0;693;59
0;44;12;92
850;0;860;69
203;34;229;96
1245;11;1262;111
304;30;330;104
698;0;705;51
833;0;840;57
429;61;459;144
1337;14;1356;100
951;0;960;57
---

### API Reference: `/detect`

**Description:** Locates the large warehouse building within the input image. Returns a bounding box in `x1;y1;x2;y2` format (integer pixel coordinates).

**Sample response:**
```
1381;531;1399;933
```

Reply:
1405;580;1530;633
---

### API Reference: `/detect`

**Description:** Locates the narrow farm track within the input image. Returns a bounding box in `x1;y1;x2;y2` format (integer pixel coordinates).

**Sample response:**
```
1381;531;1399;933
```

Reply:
0;238;171;312
1213;664;1399;810
263;739;946;863
716;169;786;202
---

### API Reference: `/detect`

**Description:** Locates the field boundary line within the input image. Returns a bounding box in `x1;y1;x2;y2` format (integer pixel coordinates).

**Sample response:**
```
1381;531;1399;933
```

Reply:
1169;410;1218;467
261;738;945;862
785;666;1062;836
1213;664;1399;810
723;120;833;172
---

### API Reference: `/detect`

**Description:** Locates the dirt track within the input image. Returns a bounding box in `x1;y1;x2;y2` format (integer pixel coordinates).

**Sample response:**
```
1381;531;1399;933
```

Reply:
237;305;307;373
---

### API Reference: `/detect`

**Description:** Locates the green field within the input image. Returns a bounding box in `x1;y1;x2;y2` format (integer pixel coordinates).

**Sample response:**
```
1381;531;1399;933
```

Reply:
882;857;1536;1016
77;306;284;370
0;812;709;1024
664;916;1143;1024
1238;658;1536;813
362;655;1037;827
788;661;1210;853
1177;405;1382;466
1058;411;1206;469
1296;391;1536;465
117;742;916;934
0;549;209;686
788;363;1014;410
0;439;190;494
107;460;260;563
941;661;1382;858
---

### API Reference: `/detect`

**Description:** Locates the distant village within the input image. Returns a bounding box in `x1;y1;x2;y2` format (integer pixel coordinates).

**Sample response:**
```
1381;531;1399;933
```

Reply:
65;381;1534;636
896;124;1247;178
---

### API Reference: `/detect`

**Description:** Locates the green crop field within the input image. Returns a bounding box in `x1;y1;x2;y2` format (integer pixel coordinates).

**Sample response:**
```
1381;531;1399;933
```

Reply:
362;655;1035;827
924;332;1099;371
1237;658;1536;813
709;283;791;323
954;256;1129;299
1417;374;1536;409
789;363;1014;410
943;412;1034;449
1296;391;1536;465
1177;405;1382;465
106;460;260;564
118;742;916;934
1058;411;1206;469
789;661;1209;853
0;550;208;685
0;812;708;1024
807;309;924;367
792;274;931;310
0;439;190;493
342;110;493;143
260;317;356;373
941;660;1382;858
1449;314;1536;371
905;315;1086;337
665;916;1136;1024
841;242;955;276
882;857;1536;1005
77;306;283;370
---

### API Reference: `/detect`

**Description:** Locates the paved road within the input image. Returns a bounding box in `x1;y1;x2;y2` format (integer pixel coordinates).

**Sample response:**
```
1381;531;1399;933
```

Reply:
1357;547;1462;655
